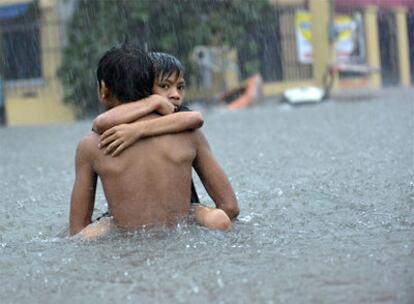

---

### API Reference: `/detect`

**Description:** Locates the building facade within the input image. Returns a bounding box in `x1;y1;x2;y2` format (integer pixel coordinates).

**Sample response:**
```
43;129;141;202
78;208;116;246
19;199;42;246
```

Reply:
0;0;73;125
0;0;412;125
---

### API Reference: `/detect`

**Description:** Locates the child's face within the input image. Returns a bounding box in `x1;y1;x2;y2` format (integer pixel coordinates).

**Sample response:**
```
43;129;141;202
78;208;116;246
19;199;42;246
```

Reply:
152;73;185;109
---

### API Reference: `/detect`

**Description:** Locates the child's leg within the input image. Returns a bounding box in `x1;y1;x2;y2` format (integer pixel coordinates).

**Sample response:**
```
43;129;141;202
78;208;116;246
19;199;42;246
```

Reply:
192;205;232;231
76;217;114;240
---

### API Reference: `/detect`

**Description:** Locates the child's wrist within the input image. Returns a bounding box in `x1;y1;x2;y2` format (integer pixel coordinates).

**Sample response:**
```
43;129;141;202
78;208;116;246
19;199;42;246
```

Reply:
135;121;146;139
148;95;160;111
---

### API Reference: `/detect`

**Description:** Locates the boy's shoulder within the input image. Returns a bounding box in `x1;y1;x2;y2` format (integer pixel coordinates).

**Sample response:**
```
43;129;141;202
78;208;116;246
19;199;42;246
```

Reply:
76;131;100;158
79;131;100;145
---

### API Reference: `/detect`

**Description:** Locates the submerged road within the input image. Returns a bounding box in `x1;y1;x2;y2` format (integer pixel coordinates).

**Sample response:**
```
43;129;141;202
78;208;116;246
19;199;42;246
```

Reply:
0;87;413;303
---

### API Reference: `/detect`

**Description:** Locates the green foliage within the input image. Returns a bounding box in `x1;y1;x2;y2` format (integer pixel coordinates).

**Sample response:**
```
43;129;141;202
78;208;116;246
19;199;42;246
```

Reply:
59;0;277;117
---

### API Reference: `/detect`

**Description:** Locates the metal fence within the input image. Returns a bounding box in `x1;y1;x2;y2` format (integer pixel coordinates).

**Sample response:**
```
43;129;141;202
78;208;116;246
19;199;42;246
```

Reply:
378;10;400;86
276;6;313;82
238;6;312;83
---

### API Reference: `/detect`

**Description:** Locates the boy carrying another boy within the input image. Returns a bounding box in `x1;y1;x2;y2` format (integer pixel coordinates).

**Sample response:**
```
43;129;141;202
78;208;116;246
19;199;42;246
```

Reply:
70;44;239;239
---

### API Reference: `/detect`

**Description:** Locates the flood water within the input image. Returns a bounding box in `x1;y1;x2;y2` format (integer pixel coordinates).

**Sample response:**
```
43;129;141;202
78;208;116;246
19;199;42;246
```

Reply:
0;87;413;303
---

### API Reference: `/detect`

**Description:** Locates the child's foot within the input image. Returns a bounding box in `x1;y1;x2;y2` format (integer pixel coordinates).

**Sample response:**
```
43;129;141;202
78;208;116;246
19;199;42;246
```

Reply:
205;209;232;230
77;217;113;240
194;206;232;231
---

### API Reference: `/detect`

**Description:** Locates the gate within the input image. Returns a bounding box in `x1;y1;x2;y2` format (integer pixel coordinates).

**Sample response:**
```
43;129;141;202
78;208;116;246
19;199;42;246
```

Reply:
407;9;414;85
378;10;400;86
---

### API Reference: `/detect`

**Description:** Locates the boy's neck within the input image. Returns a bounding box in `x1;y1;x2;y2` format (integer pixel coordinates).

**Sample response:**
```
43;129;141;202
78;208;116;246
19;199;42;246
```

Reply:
106;97;122;109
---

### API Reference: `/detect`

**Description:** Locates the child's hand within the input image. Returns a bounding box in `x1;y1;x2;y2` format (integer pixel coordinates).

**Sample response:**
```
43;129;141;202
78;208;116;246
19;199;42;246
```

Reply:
99;123;140;156
150;94;175;115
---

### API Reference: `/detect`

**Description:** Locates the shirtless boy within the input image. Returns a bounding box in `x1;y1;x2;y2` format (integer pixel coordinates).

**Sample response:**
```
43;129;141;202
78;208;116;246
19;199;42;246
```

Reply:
69;44;239;238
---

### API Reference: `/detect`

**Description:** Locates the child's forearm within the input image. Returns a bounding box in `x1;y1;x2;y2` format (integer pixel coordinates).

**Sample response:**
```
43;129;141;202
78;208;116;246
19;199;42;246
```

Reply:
219;201;240;220
93;94;176;134
193;133;240;220
97;110;204;157
93;98;156;134
137;112;204;139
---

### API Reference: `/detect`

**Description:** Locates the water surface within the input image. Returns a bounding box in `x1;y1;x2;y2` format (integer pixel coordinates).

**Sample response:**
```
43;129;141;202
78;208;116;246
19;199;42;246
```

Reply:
0;88;413;303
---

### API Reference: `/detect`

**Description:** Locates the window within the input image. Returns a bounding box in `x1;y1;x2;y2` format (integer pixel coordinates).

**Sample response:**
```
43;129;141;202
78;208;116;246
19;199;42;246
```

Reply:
0;2;42;82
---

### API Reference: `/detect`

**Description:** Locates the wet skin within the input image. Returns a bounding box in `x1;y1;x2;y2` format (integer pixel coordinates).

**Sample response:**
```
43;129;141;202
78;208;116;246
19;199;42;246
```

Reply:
71;117;238;232
70;74;239;236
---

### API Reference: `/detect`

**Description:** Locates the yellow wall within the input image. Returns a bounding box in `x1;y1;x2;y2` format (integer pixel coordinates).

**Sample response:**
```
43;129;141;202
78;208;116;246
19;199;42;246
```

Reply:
4;84;73;125
1;0;74;125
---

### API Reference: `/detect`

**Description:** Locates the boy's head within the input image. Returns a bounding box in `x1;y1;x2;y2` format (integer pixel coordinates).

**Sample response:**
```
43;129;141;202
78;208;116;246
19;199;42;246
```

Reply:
149;52;186;110
97;43;154;108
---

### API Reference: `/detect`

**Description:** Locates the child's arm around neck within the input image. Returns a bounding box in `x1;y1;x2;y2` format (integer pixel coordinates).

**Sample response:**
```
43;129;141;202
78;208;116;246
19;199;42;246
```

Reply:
92;94;174;134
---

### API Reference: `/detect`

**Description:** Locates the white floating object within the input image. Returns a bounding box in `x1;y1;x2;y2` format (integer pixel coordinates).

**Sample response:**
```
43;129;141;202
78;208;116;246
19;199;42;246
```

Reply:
283;86;326;104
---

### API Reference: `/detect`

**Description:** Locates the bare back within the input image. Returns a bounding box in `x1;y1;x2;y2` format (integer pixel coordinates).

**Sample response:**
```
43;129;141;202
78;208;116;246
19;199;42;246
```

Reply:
85;116;197;229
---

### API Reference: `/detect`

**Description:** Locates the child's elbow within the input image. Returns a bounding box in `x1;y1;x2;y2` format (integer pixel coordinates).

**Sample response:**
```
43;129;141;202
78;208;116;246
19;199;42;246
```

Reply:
223;204;240;220
92;115;107;134
231;205;240;219
190;112;204;129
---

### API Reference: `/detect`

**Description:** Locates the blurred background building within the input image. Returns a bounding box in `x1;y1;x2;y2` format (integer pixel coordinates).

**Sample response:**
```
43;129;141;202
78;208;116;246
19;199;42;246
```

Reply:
0;0;413;126
0;0;74;125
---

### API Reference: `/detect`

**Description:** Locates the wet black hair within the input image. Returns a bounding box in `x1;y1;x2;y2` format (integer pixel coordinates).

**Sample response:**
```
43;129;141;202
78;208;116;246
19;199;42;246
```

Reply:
149;52;185;81
97;43;154;103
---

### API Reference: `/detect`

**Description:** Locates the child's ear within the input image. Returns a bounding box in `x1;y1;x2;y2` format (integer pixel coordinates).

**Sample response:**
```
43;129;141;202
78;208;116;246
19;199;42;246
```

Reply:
99;81;110;99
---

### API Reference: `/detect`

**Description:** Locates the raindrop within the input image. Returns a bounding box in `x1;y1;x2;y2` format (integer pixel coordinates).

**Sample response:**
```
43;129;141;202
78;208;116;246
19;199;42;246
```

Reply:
238;215;252;222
